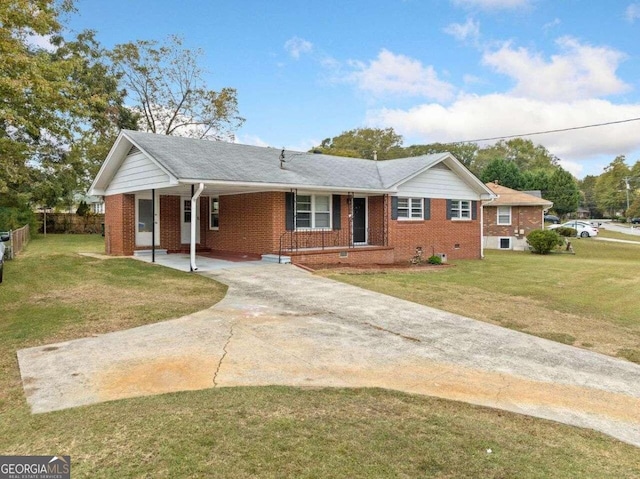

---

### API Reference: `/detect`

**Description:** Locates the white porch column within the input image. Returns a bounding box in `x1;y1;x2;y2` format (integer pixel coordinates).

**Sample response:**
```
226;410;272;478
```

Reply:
190;183;204;271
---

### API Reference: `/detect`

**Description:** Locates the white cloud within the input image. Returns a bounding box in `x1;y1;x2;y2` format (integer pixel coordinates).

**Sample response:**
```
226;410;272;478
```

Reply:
348;49;456;102
236;134;317;153
542;18;561;32
444;18;480;43
626;3;640;22
284;36;313;59
236;134;271;148
25;33;55;51
366;94;640;167
482;37;630;101
558;159;583;177
451;0;530;9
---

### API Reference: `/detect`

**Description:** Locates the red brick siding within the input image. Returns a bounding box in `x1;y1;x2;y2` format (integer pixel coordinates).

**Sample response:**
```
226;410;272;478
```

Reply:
290;247;394;265
160;195;181;250
368;196;386;246
388;198;481;261
484;205;543;238
203;191;284;255
105;191;483;263
104;194;135;255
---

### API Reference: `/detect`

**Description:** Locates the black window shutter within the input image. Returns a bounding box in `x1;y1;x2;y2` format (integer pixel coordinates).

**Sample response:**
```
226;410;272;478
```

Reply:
446;199;452;220
332;195;341;230
285;192;294;230
423;198;431;220
472;200;478;220
391;197;399;220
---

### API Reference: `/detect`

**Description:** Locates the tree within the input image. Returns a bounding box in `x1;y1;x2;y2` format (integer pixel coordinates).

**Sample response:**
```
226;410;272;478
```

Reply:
546;167;580;217
1;1;129;226
594;156;631;217
110;35;244;141
479;158;522;189
313;128;403;160
578;175;602;218
402;142;479;171
520;169;553;204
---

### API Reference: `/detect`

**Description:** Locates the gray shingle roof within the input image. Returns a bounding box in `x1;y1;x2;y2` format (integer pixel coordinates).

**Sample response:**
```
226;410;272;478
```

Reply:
123;130;450;190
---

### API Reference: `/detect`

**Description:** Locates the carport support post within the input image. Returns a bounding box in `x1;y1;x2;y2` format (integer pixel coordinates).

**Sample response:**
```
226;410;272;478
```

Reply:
151;189;156;263
190;183;204;272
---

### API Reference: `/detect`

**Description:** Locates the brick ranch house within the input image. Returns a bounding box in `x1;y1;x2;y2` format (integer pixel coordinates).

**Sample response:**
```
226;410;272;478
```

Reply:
89;130;496;266
483;182;553;251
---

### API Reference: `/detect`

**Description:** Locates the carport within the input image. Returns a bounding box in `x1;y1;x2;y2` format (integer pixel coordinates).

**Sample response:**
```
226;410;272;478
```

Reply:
132;251;266;272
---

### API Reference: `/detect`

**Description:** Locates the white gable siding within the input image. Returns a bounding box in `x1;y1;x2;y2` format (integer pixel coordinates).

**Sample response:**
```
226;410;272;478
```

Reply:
396;163;478;200
106;152;172;195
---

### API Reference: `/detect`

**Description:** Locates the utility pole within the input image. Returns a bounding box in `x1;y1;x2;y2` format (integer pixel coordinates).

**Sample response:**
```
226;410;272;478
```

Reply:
624;177;631;215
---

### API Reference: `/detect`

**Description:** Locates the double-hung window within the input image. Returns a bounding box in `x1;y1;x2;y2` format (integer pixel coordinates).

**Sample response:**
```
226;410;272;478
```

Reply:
296;194;331;229
450;200;471;220
210;197;219;230
397;197;423;219
497;206;511;225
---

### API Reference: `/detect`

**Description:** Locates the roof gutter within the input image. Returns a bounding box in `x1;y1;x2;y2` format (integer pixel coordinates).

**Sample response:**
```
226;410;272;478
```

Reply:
190;183;204;272
177;179;391;195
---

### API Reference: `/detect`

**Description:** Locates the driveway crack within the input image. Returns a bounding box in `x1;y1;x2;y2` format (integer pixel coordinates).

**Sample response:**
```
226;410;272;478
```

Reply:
364;322;421;343
213;324;234;387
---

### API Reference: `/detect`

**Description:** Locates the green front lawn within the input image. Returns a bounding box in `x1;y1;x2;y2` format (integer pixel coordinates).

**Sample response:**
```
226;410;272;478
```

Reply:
1;235;639;478
320;238;640;363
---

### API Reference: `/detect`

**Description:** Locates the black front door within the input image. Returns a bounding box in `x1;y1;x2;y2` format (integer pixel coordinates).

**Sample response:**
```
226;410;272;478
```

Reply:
353;197;366;244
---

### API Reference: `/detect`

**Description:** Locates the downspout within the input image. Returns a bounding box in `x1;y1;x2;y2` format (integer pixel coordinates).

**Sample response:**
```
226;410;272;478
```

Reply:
480;200;485;259
190;183;204;271
151;188;156;263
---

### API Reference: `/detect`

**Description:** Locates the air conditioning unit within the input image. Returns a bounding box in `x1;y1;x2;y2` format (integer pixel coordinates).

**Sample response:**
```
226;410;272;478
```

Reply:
436;253;447;263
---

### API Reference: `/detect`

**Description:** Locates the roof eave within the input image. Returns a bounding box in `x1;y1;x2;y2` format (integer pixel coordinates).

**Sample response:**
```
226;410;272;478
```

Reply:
177;179;391;194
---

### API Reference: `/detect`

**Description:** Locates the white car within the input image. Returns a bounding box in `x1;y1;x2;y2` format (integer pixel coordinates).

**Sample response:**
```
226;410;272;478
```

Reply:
548;221;599;238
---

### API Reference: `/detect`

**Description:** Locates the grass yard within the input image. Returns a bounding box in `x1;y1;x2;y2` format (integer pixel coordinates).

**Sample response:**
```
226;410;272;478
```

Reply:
1;235;639;478
320;237;640;365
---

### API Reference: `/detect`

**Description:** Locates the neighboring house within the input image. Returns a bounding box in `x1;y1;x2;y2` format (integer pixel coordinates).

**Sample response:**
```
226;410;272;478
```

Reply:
483;182;553;251
89;130;496;265
88;196;105;214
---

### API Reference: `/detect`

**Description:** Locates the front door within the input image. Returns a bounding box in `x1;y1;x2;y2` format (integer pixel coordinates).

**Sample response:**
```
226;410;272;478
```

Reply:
352;197;367;244
135;194;160;247
181;197;200;244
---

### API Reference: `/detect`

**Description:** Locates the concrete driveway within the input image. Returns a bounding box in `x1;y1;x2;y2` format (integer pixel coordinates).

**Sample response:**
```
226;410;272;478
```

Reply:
17;263;640;447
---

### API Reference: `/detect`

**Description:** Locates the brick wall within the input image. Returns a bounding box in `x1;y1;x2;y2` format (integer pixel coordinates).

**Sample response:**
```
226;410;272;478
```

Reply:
388;198;481;262
203;191;284;255
160;195;181;251
105;191;483;262
104;194;135;255
484;205;543;237
290;246;394;265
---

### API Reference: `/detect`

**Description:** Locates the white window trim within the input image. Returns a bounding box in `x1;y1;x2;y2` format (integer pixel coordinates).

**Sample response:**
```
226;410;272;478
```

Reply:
499;237;512;249
497;206;512;226
296;193;332;230
397;197;423;221
451;200;472;221
209;196;219;230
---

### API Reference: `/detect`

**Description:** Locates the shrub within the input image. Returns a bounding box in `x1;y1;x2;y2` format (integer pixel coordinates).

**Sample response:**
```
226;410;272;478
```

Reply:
76;200;90;217
426;255;442;265
526;229;563;254
555;226;577;237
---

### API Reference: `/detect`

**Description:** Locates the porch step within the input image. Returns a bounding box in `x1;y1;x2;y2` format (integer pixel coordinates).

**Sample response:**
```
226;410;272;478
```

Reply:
133;249;168;257
261;254;291;264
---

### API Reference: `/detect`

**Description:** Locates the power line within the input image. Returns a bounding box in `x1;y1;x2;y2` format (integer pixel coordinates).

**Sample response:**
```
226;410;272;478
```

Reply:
456;116;640;143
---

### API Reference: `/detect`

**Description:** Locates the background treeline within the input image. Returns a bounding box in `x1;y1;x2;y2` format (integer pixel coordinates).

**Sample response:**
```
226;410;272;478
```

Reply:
312;128;640;219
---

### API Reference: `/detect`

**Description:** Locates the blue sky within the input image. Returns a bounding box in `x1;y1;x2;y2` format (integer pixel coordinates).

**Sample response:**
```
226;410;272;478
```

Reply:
64;0;640;178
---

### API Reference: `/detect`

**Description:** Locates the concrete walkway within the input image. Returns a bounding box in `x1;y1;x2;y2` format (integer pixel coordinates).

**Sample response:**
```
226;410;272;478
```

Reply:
17;264;640;447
